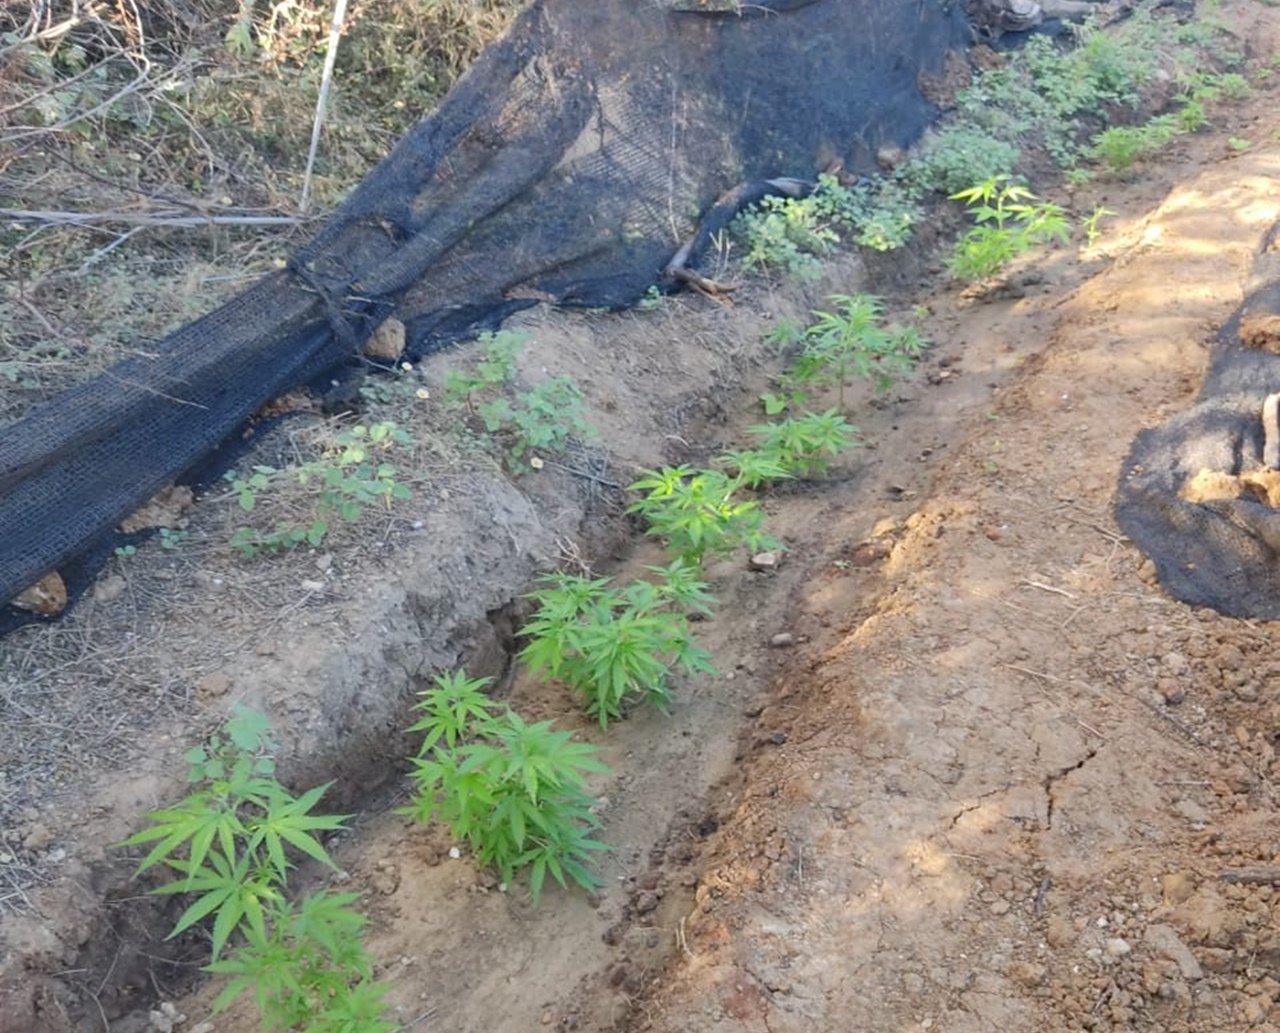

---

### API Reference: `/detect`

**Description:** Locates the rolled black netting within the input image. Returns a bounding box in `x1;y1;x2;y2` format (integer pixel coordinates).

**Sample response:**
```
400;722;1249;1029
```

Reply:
0;0;972;619
1115;254;1280;618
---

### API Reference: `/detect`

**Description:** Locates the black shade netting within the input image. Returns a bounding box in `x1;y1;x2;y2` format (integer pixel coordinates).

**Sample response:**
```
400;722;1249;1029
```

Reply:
0;0;971;618
1115;260;1280;619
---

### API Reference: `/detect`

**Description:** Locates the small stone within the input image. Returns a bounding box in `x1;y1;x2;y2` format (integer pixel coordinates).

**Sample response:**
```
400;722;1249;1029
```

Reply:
22;824;53;852
1106;937;1132;958
1162;872;1195;905
190;1023;216;1033
876;143;906;170
300;579;325;592
1159;679;1186;705
194;671;232;701
1138;558;1158;584
93;575;127;605
769;632;795;648
148;1011;173;1033
541;1011;554;1025
850;539;893;566
1146;923;1204;980
315;553;333;572
13;571;68;614
750;551;780;570
362;317;406;362
448;847;462;859
990;899;1011;915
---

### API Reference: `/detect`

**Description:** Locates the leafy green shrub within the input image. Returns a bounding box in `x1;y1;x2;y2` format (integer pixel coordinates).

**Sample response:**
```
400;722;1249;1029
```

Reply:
840;179;923;252
948;176;1070;281
119;708;392;1032
404;672;609;899
733;177;849;277
1088;114;1180;172
442;330;594;466
228;422;413;558
732;173;924;274
520;562;718;726
628;467;778;565
901;127;1021;197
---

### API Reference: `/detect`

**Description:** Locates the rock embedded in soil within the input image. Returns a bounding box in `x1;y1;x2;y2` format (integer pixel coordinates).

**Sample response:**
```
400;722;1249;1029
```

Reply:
22;824;53;852
194;670;232;700
769;632;795;647
750;550;780;570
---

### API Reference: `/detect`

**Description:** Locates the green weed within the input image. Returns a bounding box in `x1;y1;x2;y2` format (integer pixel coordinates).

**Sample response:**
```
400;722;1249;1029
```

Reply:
228;422;413;558
519;563;717;726
403;672;610;899
900;127;1021;197
442;331;521;405
443;331;594;467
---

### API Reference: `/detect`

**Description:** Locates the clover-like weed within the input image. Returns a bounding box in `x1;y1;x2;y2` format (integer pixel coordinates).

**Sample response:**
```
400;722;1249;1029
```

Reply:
228;422;413;558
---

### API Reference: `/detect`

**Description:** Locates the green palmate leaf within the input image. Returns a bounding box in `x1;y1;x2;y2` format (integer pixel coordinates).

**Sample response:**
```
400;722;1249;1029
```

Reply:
155;851;279;960
407;670;498;754
118;791;246;878
247;782;347;882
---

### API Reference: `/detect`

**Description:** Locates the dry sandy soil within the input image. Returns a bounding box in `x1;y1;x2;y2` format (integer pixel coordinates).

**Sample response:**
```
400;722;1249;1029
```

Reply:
5;3;1280;1032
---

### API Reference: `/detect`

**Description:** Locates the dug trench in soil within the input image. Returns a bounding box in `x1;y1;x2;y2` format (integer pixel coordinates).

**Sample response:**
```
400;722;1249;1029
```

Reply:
627;23;1280;1033
104;256;1050;1033
0;287;787;1027
0;246;986;1032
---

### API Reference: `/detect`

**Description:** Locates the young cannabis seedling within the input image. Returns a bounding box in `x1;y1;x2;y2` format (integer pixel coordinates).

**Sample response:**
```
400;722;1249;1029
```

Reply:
797;294;928;403
746;410;859;479
948;176;1071;281
519;562;718;727
628;466;777;566
118;708;392;1031
1082;205;1116;247
404;672;609;900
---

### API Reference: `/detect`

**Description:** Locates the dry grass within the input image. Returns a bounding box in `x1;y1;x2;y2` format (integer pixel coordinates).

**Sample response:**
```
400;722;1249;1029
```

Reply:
0;0;520;422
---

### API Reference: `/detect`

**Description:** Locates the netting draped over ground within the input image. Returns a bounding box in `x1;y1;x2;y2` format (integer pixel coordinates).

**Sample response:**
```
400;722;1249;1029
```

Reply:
0;0;970;618
1115;246;1280;618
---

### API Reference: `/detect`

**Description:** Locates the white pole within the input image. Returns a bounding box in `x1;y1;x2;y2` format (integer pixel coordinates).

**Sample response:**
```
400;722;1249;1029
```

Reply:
299;0;350;214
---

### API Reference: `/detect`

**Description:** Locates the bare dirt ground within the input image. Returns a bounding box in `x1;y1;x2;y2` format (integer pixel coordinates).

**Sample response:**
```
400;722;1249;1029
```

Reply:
5;3;1280;1032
